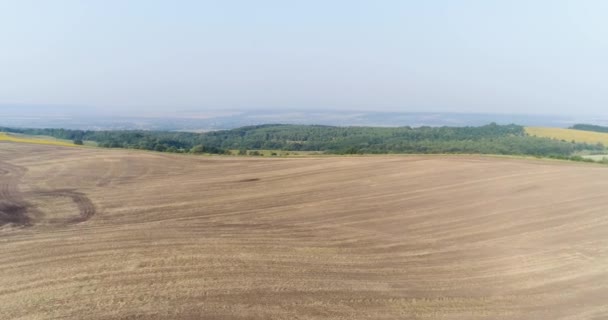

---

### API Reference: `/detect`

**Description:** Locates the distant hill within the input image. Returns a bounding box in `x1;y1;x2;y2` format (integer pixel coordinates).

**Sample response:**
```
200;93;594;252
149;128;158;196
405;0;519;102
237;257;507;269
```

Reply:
570;124;608;133
0;107;600;131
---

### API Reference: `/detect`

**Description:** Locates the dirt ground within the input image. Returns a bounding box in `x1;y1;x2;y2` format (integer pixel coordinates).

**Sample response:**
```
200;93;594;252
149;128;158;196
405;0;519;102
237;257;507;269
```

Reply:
2;142;608;319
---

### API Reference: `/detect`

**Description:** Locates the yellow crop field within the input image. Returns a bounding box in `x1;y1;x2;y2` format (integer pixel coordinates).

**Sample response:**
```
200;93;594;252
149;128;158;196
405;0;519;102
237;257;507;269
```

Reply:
526;127;608;145
0;132;78;147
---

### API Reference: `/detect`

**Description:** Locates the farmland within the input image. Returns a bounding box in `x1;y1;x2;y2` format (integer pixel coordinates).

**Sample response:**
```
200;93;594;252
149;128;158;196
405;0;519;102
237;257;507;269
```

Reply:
0;132;79;147
2;142;608;319
526;126;608;146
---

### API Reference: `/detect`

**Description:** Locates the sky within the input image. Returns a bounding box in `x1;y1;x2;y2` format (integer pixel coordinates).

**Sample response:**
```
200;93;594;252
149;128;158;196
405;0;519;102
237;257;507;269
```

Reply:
1;0;607;116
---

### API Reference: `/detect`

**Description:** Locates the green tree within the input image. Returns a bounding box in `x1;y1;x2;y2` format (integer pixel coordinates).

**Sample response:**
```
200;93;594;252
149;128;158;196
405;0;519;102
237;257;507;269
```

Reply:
190;144;205;153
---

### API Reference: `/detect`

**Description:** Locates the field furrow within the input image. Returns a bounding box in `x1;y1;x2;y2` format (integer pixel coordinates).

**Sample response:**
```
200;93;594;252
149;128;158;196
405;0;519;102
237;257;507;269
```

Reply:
2;143;608;319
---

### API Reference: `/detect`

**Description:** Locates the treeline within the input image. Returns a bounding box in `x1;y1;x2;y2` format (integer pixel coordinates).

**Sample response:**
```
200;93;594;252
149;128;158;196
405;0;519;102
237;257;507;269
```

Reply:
570;124;608;133
199;123;603;156
1;123;604;157
0;127;227;154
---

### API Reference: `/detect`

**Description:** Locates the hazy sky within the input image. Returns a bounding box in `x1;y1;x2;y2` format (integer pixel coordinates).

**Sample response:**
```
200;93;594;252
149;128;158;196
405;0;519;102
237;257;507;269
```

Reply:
1;0;607;115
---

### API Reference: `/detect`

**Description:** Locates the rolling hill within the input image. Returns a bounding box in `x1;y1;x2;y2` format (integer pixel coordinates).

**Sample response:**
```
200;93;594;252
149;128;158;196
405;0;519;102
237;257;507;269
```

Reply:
2;142;608;319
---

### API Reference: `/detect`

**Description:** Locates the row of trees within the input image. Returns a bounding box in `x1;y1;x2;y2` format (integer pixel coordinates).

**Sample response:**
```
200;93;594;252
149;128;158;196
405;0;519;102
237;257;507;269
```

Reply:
1;123;604;157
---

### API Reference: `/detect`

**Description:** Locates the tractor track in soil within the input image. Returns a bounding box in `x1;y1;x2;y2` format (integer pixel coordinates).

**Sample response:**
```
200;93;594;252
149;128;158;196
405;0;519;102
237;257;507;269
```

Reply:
0;160;96;226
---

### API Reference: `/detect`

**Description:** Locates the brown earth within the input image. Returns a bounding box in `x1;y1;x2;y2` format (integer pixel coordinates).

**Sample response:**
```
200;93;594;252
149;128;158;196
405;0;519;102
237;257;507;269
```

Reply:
2;142;608;319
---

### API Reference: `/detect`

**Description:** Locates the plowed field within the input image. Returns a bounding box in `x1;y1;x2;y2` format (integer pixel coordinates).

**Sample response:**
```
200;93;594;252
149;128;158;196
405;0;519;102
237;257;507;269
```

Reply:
2;142;608;319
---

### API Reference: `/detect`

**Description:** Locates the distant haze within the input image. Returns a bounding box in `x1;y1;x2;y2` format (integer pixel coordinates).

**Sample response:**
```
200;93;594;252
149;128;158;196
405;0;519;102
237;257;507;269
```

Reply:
1;1;608;115
3;106;608;131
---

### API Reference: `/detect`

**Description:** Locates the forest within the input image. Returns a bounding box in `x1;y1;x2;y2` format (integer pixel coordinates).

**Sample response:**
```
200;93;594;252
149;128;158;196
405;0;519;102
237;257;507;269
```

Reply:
1;123;604;158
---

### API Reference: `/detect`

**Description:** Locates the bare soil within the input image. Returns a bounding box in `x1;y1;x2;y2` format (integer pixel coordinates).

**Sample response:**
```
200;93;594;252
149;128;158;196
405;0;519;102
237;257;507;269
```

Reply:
2;142;608;319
